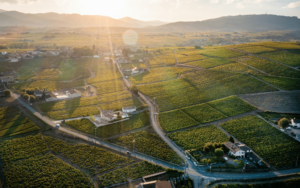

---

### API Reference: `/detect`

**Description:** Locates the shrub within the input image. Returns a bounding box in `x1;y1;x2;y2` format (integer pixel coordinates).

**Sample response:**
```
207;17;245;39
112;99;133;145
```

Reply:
278;118;289;128
4;89;11;97
215;148;224;157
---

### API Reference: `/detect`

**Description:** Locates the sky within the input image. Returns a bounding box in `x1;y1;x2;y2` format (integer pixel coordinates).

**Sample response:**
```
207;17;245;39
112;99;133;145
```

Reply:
0;0;300;22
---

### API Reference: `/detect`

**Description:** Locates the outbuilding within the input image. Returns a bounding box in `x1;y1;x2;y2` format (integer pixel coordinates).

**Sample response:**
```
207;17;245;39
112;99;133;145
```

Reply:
122;106;136;113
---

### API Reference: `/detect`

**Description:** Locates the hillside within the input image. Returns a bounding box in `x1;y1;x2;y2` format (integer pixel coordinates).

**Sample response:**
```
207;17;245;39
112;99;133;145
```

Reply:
153;14;300;32
119;17;167;27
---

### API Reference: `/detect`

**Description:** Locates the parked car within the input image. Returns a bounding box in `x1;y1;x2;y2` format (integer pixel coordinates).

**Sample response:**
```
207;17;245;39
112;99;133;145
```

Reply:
286;127;291;130
280;129;285;132
186;155;190;160
56;124;60;128
194;162;198;166
223;157;228;161
127;151;131;154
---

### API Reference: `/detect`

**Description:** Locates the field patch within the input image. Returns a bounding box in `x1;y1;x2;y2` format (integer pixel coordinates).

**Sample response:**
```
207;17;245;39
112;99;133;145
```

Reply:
92;79;124;95
221;115;300;168
46;106;100;119
99;98;142;111
186;58;234;68
169;125;228;150
234;45;278;54
256;75;300;90
260;51;300;67
158;109;199;132
181;104;227;124
210;62;263;75
199;47;245;58
207;96;256;117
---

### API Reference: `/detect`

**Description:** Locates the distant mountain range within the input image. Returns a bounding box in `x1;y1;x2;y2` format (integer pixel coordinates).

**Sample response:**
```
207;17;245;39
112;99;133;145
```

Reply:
0;10;299;32
0;10;167;28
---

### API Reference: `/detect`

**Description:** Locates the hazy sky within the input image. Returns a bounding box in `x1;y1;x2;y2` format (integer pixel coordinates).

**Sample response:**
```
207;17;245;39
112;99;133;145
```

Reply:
0;0;300;22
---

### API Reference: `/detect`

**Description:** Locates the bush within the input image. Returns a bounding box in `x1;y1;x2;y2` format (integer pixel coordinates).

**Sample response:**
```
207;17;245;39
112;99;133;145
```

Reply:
215;148;224;157
278;118;289;128
29;95;36;103
130;85;139;95
4;90;11;97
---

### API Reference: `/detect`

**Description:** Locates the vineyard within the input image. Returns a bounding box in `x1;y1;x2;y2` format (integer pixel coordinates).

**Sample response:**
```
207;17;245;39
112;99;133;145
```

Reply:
186;58;234;68
98;162;165;188
46;105;100;119
0;134;92;188
158;109;199;132
256;75;300;90
99;98;143;111
66;111;150;138
57;66;91;81
213;177;300;188
44;136;134;175
199;47;245;58
207;96;256;117
31;68;61;80
260;51;300;67
87;62;123;84
250;42;300;51
0;106;40;138
129;67;192;85
181;104;227;124
210;62;263;75
109;130;183;164
221;115;300;168
98;90;133;103
236;56;300;78
120;62;147;69
233;45;278;54
169;125;228;150
92;79;124;95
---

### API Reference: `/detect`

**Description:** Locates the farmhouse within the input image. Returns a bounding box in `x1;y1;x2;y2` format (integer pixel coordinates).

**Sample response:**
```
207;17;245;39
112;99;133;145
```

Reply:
139;59;143;62
1;51;7;55
45;93;57;101
0;84;6;97
132;67;139;74
122;106;136;113
291;118;300;128
34;90;43;98
0;76;14;83
101;110;117;121
66;89;81;98
224;142;252;158
8;57;19;63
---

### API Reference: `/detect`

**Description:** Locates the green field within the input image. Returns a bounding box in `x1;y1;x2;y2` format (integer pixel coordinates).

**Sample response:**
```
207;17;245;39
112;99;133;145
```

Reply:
87;62;122;84
181;103;227;124
207;96;256;117
0;106;40;138
98;90;133;103
221;115;300;168
169;125;228;150
98;162;165;188
234;45;278;54
158;109;199;132
92;79;124;95
32;68;61;80
109;130;183;164
199;47;245;58
99;98;142;111
46;106;100;120
260;51;300;67
186;58;234;68
256;75;300;90
210;62;263;75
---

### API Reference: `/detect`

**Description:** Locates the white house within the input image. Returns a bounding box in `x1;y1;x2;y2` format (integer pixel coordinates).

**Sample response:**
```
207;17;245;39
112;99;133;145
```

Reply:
8;58;19;63
139;59;143;63
45;93;57;101
1;51;7;55
122;106;136;113
101;110;117;121
0;84;6;97
94;55;100;58
66;89;81;98
129;55;134;58
34;90;43;98
291;118;300;128
224;142;252;158
132;67;139;74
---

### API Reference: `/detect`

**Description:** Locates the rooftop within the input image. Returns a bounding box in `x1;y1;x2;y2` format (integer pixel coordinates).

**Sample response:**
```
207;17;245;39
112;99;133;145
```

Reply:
224;141;241;153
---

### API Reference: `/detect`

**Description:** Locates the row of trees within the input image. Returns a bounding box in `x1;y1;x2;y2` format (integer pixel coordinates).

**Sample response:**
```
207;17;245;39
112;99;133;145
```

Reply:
73;46;96;57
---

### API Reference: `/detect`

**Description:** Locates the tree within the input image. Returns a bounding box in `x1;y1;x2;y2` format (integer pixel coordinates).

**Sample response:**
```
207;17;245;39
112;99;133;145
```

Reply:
42;89;46;100
4;90;11;97
29;95;36;103
215;148;224;157
130;85;139;95
195;45;202;49
23;94;29;101
279;118;289;128
229;136;234;143
233;159;244;168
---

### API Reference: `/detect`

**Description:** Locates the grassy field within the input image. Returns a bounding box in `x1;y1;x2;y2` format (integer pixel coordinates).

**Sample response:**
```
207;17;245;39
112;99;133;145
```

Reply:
87;62;123;84
221;115;300;168
98;90;132;103
109;130;183;164
234;45;278;54
236;56;300;78
98;162;164;188
46;106;100;120
181;103;227;124
32;68;61;80
207;96;256;117
210;62;263;75
186;58;234;68
199;47;245;58
92;79;124;95
256;75;300;90
129;67;192;85
260;51;300;67
169;125;228;150
0;106;40;138
158;109;199;132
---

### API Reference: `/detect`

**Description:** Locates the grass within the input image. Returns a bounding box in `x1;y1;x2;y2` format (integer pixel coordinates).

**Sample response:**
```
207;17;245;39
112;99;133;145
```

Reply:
260;51;300;67
256;75;300;90
46;106;100;120
32;68;61;80
186;58;234;68
97;111;150;138
169;125;228;150
158;109;199;132
181;103;227;124
221;115;300;168
207;96;256;117
108;130;183;164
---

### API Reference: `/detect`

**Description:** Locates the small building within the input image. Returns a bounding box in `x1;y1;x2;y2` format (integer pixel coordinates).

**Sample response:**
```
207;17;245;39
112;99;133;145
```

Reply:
291;118;300;128
45;93;57;101
0;84;6;97
66;89;81;98
224;141;245;158
34;90;43;98
129;55;134;58
1;51;7;55
22;54;33;59
1;76;14;83
136;181;172;188
101;110;117;121
139;59;143;62
94;55;99;58
132;67;139;74
8;58;19;63
122;106;136;113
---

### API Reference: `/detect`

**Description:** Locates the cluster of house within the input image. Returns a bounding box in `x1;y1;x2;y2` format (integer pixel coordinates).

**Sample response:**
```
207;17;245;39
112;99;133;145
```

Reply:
34;89;81;102
1;50;62;63
291;118;300;128
224;141;263;166
94;107;137;126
